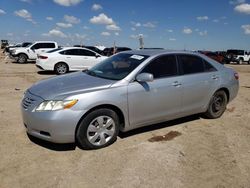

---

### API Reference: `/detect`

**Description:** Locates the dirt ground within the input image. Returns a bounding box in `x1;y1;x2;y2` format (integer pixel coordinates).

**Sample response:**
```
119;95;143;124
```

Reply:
0;50;250;188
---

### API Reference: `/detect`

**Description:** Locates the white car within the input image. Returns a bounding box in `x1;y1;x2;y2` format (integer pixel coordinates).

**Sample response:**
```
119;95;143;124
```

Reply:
36;47;108;74
11;41;58;63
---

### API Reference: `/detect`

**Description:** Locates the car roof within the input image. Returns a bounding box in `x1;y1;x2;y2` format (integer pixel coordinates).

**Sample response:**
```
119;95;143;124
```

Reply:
58;47;86;50
121;49;201;57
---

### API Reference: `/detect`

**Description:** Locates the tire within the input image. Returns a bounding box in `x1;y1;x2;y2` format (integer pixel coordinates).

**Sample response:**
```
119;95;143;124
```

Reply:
76;109;119;149
54;62;68;75
18;54;28;63
204;90;228;119
239;58;243;65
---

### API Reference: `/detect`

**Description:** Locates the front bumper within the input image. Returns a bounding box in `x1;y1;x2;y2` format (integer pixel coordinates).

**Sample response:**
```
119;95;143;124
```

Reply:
8;53;18;60
21;91;85;143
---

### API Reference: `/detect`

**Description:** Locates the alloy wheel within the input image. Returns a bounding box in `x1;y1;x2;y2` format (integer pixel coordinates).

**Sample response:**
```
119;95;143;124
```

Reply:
56;64;67;74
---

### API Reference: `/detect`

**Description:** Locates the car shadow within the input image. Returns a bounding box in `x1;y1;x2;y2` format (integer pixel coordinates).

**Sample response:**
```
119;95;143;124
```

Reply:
37;70;55;75
119;114;201;139
12;61;36;64
27;133;76;151
37;71;76;75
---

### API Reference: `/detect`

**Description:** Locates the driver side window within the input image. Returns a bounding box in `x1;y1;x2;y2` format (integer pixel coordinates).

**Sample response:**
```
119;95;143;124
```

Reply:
141;55;178;79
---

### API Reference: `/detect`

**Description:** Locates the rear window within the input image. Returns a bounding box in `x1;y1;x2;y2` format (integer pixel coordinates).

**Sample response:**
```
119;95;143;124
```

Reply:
178;54;217;75
178;55;204;74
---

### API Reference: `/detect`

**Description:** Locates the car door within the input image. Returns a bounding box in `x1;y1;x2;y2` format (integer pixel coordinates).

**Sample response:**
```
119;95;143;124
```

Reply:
59;49;79;70
177;54;220;115
76;49;99;69
127;54;182;128
29;43;41;59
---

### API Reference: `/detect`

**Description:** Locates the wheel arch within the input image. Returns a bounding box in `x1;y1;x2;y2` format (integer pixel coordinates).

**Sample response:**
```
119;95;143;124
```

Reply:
17;53;28;58
74;104;125;141
216;87;230;103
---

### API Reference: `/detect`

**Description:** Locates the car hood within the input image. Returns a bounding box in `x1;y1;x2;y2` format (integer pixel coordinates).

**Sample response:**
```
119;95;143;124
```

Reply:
28;72;116;100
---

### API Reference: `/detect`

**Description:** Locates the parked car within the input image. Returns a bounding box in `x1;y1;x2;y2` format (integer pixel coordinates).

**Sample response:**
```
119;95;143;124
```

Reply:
36;47;107;74
1;40;8;49
103;47;131;56
226;49;244;63
5;42;32;54
10;41;58;63
21;50;239;149
215;51;231;64
199;51;225;64
84;46;105;55
235;51;250;64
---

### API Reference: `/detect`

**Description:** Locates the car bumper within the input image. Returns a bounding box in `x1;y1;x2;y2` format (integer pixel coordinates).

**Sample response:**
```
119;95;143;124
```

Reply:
21;91;85;143
36;59;54;71
228;80;239;103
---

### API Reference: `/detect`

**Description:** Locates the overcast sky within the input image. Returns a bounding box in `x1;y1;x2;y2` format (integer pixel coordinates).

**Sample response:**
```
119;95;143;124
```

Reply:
0;0;250;50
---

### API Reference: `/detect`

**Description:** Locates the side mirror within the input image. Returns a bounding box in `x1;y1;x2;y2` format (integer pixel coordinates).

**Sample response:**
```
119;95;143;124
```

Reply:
136;73;154;82
95;54;101;58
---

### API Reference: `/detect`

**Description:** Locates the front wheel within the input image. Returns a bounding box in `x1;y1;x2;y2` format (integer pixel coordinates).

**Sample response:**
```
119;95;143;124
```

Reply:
204;90;228;119
18;54;28;63
76;109;119;149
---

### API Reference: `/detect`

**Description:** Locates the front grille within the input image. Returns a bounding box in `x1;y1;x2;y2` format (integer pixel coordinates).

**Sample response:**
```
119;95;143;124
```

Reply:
22;96;36;110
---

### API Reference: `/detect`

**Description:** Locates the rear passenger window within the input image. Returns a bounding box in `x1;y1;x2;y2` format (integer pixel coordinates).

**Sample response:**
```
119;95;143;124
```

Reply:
142;55;178;79
77;49;96;56
60;49;78;55
178;55;204;74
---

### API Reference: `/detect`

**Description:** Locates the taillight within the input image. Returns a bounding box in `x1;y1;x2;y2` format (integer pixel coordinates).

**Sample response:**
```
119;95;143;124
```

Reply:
39;55;48;59
234;72;239;80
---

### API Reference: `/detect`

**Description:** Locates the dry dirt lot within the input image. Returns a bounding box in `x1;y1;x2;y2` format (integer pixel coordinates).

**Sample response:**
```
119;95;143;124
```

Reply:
0;51;250;188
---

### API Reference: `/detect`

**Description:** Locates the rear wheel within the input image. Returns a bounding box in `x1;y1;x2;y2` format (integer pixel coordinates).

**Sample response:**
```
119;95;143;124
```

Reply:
54;62;68;75
18;54;28;63
76;109;119;149
204;90;228;119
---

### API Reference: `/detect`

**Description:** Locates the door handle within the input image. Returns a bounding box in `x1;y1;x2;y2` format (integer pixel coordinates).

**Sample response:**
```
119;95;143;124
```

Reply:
66;57;71;58
172;81;181;87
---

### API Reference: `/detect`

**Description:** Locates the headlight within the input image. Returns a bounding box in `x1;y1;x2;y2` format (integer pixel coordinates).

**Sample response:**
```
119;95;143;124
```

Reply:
35;99;78;111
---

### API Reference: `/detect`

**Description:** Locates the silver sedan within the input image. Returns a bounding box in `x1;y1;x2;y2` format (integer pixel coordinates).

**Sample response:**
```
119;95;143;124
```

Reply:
21;50;239;149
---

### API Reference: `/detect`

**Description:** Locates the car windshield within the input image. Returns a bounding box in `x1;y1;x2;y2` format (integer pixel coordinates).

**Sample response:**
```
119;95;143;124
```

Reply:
85;53;149;80
47;48;63;53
